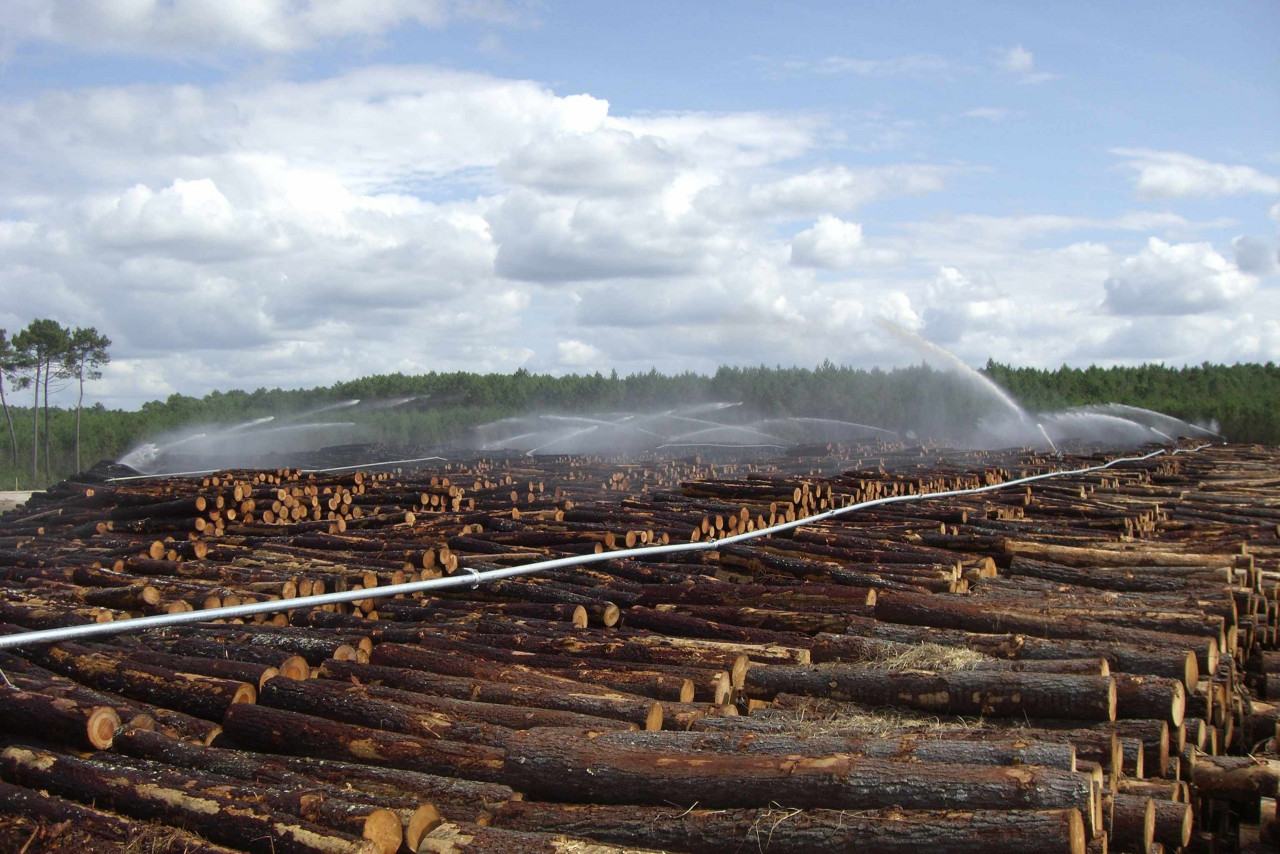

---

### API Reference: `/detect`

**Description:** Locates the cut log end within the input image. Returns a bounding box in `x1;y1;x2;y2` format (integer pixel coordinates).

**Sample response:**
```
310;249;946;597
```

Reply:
87;705;121;750
644;703;664;731
231;682;257;706
362;807;403;854
1068;807;1086;854
570;605;588;629
406;804;444;851
678;678;695;704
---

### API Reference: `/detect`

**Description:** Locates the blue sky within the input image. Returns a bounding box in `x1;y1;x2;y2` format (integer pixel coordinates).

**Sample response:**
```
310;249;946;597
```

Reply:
1;1;1277;408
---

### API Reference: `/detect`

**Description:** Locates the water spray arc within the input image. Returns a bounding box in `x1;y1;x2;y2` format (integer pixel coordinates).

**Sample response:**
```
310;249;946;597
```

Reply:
0;443;1212;651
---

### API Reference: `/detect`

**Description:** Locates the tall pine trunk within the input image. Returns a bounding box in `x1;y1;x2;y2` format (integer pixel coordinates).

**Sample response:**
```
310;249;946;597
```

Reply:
75;369;84;473
42;359;51;483
30;362;39;484
0;376;16;488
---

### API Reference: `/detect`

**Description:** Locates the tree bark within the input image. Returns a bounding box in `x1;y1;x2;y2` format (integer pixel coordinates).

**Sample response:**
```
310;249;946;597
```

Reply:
419;821;667;854
743;664;1117;721
0;745;379;854
501;726;1095;813
219;702;506;783
319;658;662;730
487;801;1087;854
1112;673;1186;727
32;641;256;720
257;676;520;746
370;639;731;702
1106;793;1155;853
0;779;243;854
545;728;1077;770
0;688;119;750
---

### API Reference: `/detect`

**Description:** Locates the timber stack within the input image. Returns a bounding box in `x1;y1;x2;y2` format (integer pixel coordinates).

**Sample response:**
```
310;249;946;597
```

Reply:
0;441;1278;853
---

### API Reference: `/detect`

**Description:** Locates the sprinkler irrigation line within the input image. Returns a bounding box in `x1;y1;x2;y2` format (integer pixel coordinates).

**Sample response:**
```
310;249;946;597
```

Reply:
105;456;450;482
0;444;1214;651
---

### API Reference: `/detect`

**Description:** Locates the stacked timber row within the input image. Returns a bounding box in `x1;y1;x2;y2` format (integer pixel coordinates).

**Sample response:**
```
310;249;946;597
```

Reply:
1;442;1279;853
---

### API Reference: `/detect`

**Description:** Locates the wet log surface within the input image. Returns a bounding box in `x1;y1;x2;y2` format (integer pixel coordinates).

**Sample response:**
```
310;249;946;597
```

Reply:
1;442;1278;853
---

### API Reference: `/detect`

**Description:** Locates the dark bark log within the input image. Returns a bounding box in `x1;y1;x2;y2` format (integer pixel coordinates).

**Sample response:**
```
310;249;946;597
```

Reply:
319;659;657;730
418;821;666;853
547;728;1076;770
258;676;520;746
219;702;506;783
501;726;1096;813
1112;673;1186;727
538;665;694;702
0;650;223;745
104;644;280;690
858;622;1200;688
370;638;733;700
487;801;1087;854
30;641;256;720
136;634;313;678
264;755;517;815
0;745;379;854
0;779;242;854
0;687;119;749
1106;794;1155;853
874;591;1218;676
743;664;1117;721
155;624;371;665
620;604;811;647
1190;754;1280;801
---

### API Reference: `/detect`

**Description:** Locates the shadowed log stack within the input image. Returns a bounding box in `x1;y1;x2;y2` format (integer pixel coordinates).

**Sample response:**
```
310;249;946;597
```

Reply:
1;442;1279;853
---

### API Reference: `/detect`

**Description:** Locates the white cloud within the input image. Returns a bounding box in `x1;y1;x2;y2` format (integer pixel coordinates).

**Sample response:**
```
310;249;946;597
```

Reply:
1232;235;1278;276
1;0;532;57
920;266;1019;343
700;164;949;220
500;130;682;196
995;45;1034;74
1103;237;1256;315
964;107;1023;122
1112;149;1280;199
3;55;1278;409
790;216;864;268
556;339;603;368
992;44;1057;84
776;54;955;78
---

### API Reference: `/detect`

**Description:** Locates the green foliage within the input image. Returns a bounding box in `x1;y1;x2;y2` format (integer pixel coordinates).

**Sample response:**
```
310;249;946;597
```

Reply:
983;360;1280;444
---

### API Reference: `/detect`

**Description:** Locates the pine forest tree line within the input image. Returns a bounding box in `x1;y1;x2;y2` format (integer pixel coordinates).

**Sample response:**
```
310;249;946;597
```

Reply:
0;319;111;489
0;326;1277;491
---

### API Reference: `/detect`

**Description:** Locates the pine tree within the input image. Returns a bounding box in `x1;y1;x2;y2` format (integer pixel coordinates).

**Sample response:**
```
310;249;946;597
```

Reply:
63;327;112;473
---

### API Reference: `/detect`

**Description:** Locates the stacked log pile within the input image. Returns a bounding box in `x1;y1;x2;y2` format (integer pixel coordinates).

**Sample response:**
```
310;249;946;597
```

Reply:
1;442;1279;853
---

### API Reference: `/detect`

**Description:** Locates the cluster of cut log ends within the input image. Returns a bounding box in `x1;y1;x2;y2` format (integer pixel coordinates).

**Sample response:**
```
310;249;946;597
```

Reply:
0;442;1279;853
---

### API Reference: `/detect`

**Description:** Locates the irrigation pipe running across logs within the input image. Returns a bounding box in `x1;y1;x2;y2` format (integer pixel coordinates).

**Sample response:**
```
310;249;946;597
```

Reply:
0;443;1216;651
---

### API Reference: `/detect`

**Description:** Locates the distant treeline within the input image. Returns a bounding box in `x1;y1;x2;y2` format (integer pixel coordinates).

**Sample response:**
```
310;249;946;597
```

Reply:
3;361;1277;490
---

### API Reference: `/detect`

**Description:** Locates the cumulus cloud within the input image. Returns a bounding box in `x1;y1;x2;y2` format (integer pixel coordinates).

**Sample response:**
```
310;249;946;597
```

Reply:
556;339;603;368
500;130;681;196
1113;149;1280;199
3;50;1276;409
994;45;1034;74
700;164;949;220
920;266;1019;343
1;0;532;57
1103;238;1256;315
790;216;864;268
1232;235;1278;276
992;45;1057;83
